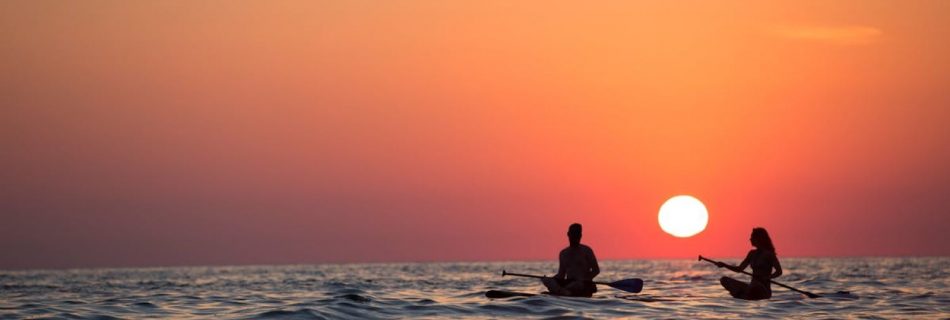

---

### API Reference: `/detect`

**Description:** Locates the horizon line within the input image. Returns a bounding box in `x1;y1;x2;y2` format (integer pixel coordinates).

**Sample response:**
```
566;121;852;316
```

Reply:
3;254;948;272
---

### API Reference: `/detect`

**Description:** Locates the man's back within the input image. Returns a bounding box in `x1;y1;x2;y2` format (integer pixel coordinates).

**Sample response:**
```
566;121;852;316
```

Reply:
558;244;598;281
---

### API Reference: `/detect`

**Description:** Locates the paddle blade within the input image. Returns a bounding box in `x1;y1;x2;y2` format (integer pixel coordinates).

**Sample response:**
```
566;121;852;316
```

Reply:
608;278;644;293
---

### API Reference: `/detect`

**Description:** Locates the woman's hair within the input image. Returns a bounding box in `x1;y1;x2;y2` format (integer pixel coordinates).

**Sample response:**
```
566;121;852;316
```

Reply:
752;227;776;254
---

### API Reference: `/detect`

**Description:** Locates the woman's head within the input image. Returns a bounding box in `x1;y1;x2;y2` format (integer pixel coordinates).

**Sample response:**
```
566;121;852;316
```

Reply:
750;227;776;253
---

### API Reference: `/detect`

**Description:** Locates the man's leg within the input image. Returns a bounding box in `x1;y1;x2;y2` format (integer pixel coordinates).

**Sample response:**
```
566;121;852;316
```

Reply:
541;277;571;295
563;280;595;297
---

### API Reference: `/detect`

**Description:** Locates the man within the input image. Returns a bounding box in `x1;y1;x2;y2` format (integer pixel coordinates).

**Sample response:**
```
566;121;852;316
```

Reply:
542;223;600;297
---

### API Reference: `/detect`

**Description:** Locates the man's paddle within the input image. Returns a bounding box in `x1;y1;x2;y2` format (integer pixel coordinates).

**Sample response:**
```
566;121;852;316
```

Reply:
501;270;644;293
698;255;820;298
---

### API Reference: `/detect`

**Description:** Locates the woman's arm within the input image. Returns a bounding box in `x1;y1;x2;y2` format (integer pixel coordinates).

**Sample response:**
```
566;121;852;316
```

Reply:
770;254;783;279
718;251;752;273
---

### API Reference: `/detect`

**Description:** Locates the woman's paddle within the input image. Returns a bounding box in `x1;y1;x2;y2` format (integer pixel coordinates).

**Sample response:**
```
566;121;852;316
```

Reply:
501;270;644;293
698;255;820;298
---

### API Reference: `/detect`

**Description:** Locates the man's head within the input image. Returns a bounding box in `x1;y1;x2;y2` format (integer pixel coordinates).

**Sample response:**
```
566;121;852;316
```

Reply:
567;223;582;246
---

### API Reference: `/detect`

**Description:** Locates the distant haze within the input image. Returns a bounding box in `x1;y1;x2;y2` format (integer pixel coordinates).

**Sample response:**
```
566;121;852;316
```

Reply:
1;1;948;269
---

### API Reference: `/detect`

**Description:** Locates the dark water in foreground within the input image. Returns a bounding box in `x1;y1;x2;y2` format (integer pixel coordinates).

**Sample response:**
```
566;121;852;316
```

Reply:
1;258;948;319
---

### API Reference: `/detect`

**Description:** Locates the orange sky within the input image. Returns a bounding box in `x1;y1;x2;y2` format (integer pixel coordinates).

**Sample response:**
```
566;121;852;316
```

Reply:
1;1;948;269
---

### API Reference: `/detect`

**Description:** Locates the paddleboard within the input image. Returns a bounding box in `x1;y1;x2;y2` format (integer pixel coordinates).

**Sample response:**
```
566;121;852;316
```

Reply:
485;290;539;298
615;295;676;302
484;290;602;299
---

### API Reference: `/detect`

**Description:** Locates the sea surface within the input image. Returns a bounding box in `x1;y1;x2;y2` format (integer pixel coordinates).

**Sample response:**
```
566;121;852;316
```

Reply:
1;257;948;319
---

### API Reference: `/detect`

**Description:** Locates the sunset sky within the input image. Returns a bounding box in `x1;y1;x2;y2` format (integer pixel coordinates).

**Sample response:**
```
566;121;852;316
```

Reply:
2;1;948;269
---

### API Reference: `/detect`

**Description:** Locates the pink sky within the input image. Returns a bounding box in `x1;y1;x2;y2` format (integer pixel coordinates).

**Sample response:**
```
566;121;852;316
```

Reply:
1;1;948;269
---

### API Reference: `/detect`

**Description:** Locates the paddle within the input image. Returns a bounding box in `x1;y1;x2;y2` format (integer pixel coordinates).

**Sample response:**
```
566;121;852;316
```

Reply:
698;255;820;298
501;270;644;293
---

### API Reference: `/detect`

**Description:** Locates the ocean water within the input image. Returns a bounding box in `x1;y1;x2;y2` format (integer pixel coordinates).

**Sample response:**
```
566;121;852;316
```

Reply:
1;258;947;319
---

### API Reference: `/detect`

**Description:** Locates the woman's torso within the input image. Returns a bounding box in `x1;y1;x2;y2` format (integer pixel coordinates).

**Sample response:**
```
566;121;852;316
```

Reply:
749;249;774;289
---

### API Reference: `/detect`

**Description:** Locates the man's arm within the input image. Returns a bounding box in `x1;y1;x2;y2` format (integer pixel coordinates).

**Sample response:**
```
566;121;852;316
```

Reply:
587;248;600;280
554;251;566;279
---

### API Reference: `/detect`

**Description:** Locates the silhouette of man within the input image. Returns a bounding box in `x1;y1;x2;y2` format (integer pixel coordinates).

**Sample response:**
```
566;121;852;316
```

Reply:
542;223;600;297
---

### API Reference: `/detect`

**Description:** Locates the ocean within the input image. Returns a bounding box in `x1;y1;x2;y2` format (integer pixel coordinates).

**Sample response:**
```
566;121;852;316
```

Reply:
1;257;947;319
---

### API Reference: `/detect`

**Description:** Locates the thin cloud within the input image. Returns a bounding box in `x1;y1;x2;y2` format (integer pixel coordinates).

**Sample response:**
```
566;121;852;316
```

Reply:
769;25;882;45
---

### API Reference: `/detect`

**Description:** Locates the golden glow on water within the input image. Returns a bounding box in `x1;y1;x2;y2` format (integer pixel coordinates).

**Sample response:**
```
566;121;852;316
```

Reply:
0;259;944;318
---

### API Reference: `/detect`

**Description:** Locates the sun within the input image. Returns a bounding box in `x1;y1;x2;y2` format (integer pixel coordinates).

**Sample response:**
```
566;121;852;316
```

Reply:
658;195;708;238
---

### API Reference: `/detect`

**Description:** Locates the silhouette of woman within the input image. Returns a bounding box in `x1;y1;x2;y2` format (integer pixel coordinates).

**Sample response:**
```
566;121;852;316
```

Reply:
717;227;783;300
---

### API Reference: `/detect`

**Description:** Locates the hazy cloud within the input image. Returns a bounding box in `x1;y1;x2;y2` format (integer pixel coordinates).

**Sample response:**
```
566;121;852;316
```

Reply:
769;25;882;45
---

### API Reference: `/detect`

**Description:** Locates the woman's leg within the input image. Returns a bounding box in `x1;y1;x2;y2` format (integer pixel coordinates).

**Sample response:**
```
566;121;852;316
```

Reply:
744;282;771;300
719;276;748;299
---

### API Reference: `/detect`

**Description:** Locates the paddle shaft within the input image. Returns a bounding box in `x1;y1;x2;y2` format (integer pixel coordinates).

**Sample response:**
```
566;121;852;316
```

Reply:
699;255;819;298
501;271;609;285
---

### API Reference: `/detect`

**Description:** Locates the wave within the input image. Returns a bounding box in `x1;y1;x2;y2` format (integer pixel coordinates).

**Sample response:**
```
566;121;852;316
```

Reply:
0;258;946;319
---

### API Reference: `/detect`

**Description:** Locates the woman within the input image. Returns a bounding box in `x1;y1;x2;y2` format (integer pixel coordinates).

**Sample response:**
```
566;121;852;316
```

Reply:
717;227;783;300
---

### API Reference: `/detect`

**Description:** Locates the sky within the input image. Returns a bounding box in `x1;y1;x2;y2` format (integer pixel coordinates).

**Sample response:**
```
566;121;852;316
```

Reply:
1;1;948;270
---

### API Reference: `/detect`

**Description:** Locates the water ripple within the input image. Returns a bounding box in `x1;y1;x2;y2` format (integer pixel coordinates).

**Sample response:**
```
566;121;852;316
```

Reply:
0;258;947;319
